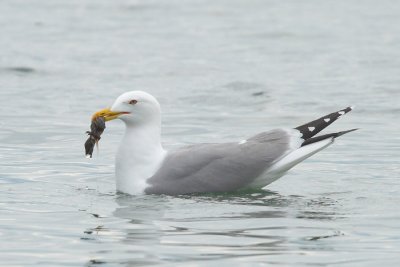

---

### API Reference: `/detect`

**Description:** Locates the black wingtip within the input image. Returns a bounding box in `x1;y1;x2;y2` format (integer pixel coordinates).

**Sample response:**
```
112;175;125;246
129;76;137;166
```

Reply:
335;128;359;137
295;106;355;140
301;128;359;146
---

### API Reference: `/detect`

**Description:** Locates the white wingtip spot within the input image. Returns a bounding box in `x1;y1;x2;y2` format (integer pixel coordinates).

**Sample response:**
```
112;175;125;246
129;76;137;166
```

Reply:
308;126;315;132
85;155;91;159
350;105;355;110
238;140;247;145
324;118;330;123
338;111;345;115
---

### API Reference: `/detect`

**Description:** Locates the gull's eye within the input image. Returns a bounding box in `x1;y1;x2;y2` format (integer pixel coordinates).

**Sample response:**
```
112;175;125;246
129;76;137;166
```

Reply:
128;99;137;105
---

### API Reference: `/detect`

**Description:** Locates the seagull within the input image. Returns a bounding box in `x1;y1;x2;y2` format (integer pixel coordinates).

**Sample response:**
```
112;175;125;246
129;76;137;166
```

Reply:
90;91;357;195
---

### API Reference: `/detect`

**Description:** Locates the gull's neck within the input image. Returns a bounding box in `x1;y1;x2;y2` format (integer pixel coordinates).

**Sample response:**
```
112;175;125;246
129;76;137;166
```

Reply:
115;121;166;195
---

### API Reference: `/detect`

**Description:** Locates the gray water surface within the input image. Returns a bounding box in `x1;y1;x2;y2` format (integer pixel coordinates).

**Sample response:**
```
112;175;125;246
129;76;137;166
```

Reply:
1;0;400;266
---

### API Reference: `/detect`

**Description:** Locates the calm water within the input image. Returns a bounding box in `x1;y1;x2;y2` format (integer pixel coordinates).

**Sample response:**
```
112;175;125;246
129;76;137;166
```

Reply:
1;0;400;266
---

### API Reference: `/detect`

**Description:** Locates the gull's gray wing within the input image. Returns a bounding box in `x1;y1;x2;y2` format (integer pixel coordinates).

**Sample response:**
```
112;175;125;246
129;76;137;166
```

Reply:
145;129;299;195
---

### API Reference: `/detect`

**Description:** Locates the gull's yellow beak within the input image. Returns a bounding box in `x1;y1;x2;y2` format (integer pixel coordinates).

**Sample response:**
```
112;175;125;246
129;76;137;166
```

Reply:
92;108;129;122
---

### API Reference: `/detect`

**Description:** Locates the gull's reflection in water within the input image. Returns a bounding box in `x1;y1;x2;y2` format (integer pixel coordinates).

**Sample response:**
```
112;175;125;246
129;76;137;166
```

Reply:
84;194;169;266
85;190;342;266
113;193;168;244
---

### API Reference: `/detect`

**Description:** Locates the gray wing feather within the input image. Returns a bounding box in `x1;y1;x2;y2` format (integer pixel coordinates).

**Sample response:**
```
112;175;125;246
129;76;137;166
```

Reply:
145;129;293;195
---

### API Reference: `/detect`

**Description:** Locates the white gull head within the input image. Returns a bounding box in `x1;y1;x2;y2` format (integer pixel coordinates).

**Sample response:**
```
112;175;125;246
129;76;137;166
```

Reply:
110;91;166;194
110;91;161;125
